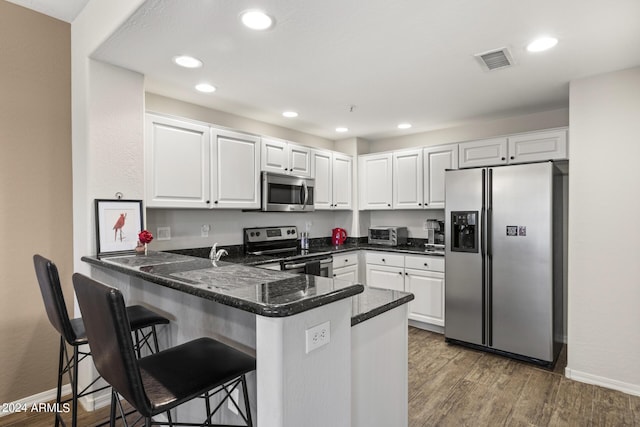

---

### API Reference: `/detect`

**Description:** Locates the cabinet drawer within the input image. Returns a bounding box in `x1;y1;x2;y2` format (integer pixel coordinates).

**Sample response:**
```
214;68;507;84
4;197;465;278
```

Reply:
365;252;404;267
404;255;444;272
332;252;357;267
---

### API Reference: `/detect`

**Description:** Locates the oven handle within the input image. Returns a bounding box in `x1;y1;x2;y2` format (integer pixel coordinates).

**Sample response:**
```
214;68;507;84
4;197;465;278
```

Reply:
283;258;332;270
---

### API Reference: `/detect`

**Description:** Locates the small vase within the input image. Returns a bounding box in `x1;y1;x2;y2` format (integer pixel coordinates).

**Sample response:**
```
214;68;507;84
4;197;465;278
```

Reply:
135;241;147;255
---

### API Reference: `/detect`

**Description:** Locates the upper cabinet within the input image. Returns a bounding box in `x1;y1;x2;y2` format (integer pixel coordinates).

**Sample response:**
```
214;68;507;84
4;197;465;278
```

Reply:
458;137;508;168
423;144;458;209
261;137;311;177
459;128;568;168
313;150;353;210
359;153;393;210
393;149;423;209
507;129;567;164
145;114;260;209
145;114;211;208
210;129;261;209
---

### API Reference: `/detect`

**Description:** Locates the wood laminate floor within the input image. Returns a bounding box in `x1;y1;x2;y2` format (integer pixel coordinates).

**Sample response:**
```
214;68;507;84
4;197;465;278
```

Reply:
2;327;639;426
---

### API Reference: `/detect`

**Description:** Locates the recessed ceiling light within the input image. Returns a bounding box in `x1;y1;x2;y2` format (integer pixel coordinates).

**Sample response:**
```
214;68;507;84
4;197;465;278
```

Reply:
336;127;349;133
527;37;558;52
240;10;273;30
173;55;203;68
397;123;412;129
282;111;298;118
195;83;216;93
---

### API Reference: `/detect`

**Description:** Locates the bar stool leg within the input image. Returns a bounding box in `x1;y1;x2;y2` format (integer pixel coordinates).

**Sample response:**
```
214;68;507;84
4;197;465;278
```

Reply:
55;337;65;427
71;346;79;427
152;325;160;353
241;375;253;427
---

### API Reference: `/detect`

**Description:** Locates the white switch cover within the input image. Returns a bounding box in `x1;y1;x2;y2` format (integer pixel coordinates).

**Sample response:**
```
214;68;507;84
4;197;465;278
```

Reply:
157;227;171;240
305;321;330;353
201;224;210;238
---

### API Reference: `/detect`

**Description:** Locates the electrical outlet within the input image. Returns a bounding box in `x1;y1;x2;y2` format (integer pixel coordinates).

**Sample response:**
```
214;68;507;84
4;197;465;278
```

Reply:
227;389;239;415
305;321;330;353
201;224;210;238
157;227;171;240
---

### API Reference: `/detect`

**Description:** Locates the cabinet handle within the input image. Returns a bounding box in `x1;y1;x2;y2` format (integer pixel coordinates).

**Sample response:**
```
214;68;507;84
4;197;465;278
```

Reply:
333;274;336;277
387;204;391;207
398;271;402;275
345;259;348;262
214;200;218;204
382;258;385;262
206;200;210;204
510;156;515;160
424;262;428;267
405;272;408;276
418;203;422;206
501;157;506;161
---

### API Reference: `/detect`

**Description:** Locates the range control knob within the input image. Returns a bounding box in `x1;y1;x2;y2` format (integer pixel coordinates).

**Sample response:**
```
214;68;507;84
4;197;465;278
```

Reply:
256;231;261;237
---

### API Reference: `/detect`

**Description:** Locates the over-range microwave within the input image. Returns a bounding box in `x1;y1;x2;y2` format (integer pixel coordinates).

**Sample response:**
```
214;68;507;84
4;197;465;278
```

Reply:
262;172;315;212
368;226;408;246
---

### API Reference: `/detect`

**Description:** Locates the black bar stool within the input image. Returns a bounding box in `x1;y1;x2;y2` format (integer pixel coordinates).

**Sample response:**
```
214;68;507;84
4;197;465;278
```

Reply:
72;273;255;427
33;255;170;427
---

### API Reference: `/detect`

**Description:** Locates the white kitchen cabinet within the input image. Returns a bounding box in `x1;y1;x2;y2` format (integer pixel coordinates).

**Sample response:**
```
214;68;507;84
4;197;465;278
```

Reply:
393;149;423;209
261;137;311;177
333;252;359;282
405;268;445;327
366;264;405;292
210;129;261;209
333;265;358;282
358;153;393;210
423;144;458;209
507;129;567;164
313;150;353;210
145;114;211;208
458;137;508;168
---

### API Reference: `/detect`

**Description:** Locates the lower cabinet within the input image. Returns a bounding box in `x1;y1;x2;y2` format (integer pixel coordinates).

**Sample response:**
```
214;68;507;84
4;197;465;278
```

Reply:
365;251;445;328
332;252;359;282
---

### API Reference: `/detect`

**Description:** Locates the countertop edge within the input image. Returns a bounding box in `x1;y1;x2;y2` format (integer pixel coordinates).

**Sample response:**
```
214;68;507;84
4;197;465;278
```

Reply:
82;255;364;318
351;291;415;327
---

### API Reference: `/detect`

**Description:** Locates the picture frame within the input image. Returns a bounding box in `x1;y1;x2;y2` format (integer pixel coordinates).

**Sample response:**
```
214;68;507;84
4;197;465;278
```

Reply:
95;199;144;255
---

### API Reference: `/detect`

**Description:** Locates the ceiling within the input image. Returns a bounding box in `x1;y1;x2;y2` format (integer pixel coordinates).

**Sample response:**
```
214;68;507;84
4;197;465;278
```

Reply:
19;0;640;140
6;0;89;22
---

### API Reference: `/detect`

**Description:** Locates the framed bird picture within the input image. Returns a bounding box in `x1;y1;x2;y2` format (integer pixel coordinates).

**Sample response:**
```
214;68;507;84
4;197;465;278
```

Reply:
95;199;144;255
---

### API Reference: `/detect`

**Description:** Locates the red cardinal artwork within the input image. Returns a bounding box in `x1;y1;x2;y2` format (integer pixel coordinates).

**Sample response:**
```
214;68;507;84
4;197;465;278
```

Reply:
113;213;127;241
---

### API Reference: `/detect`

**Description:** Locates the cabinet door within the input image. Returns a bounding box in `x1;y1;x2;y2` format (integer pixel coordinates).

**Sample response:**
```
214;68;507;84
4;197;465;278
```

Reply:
288;144;311;177
358;153;393;210
332;153;353;210
393;149;423;209
507;129;568;164
211;129;261;209
365;264;404;291
424;144;458;209
459;137;508;168
145;114;210;208
261;137;288;174
333;265;358;283
313;150;333;209
405;268;445;326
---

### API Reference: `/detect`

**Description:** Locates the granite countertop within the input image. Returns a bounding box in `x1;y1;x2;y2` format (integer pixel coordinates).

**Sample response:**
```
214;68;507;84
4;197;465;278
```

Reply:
82;251;364;318
350;286;414;326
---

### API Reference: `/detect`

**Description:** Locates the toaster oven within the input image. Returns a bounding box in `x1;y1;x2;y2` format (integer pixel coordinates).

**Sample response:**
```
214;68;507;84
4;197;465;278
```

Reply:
368;226;408;246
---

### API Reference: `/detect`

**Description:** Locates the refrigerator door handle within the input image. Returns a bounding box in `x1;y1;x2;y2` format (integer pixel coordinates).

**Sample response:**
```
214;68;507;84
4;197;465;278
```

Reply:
481;169;487;345
487;168;493;347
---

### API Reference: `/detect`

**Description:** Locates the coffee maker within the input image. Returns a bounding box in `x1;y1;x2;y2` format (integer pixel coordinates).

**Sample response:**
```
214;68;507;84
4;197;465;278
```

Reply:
425;219;445;247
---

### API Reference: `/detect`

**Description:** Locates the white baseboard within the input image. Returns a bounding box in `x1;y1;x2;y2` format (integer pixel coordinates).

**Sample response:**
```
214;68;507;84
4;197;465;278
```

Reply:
0;384;72;417
565;367;640;397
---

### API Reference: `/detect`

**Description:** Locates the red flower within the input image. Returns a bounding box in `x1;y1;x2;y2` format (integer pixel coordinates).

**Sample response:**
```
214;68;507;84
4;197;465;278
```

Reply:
138;230;154;244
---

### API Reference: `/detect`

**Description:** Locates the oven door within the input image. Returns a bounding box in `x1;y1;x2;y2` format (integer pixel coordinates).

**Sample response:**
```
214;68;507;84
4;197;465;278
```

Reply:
283;257;333;277
262;172;315;212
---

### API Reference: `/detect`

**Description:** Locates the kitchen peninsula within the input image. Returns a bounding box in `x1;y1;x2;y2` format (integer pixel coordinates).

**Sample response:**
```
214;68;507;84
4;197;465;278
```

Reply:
82;251;413;427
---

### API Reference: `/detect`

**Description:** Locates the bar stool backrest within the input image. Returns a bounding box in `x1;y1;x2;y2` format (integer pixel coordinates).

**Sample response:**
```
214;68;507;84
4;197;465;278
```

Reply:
72;273;153;416
33;254;80;344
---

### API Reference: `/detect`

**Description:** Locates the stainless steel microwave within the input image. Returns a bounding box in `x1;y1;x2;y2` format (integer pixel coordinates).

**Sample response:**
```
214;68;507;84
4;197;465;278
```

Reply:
368;226;408;246
262;172;315;212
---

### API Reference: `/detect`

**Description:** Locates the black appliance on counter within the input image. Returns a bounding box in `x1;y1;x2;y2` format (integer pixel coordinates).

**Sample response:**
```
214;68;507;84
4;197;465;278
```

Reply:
243;226;332;277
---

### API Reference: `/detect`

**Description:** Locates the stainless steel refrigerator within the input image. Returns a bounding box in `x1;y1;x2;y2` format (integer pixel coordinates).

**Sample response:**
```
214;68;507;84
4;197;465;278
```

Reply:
444;161;563;365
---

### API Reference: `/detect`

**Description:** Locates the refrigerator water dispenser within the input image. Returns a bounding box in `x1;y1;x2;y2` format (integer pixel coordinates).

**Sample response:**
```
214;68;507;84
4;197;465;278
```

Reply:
451;211;478;253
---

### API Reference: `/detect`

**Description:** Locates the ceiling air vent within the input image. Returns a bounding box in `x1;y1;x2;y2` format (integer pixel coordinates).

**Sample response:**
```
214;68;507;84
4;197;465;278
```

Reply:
475;47;514;71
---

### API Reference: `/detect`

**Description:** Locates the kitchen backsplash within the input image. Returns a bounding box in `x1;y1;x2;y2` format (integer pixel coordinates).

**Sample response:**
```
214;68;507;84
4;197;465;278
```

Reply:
147;208;445;251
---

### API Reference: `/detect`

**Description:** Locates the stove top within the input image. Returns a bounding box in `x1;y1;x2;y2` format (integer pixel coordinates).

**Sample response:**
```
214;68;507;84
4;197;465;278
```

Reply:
243;226;331;262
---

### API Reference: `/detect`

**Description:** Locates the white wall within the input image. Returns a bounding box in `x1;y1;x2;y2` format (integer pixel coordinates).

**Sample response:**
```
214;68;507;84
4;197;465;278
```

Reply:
368;107;568;153
369;210;445;240
566;67;640;395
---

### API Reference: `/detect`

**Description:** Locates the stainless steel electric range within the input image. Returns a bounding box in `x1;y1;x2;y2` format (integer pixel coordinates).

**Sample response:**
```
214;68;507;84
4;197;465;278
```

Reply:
243;226;332;277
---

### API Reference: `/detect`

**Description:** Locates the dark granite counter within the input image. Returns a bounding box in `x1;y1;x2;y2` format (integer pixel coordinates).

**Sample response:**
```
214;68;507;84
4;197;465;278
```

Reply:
350;287;414;326
82;251;364;318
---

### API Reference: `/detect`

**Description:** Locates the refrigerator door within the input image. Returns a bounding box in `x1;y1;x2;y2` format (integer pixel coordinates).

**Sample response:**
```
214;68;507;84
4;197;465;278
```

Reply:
489;162;554;361
445;168;485;346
